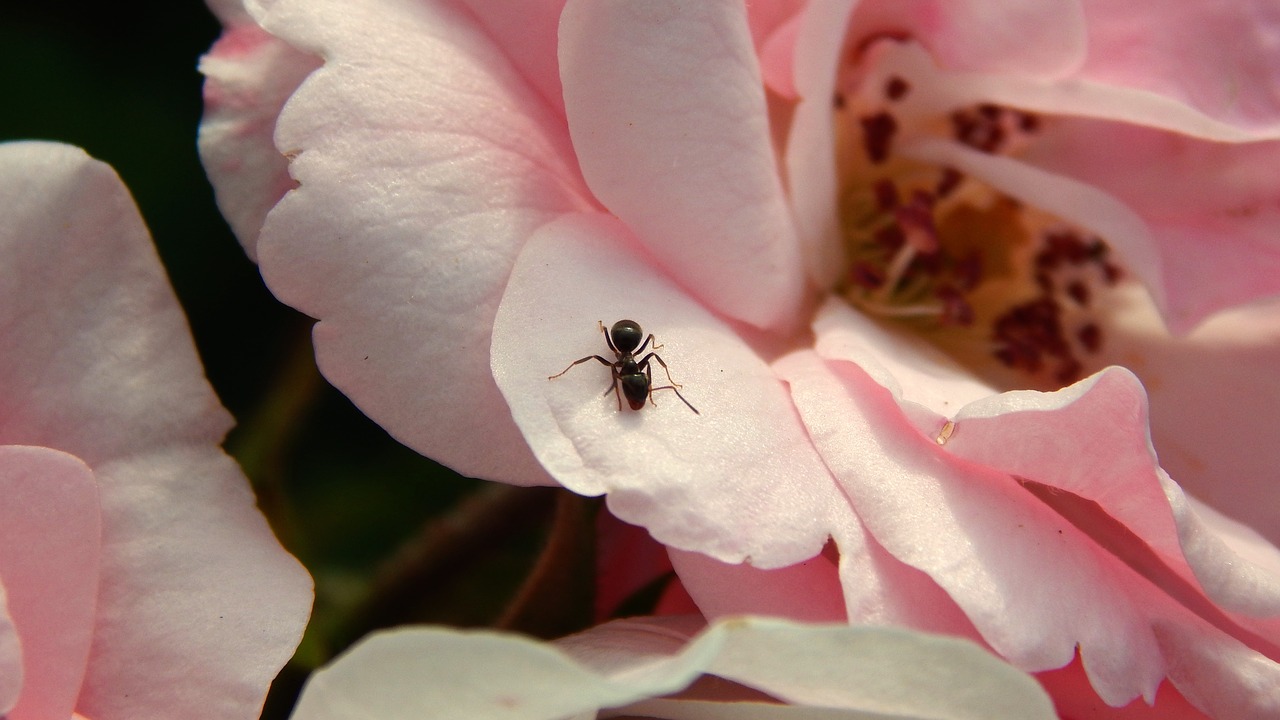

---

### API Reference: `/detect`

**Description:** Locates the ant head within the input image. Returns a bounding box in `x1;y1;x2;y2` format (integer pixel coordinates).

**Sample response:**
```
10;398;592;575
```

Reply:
610;319;644;353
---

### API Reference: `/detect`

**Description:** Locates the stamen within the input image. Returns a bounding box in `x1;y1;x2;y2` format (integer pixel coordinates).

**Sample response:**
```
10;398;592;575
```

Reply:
860;112;898;164
875;241;922;302
895;191;939;254
1077;323;1102;352
1055;358;1084;385
849;261;886;290
935;167;964;198
1102;262;1123;285
936;285;975;326
989;227;1115;384
1066;280;1090;306
858;299;945;318
874;179;900;210
832;83;1117;390
884;76;911;101
951;108;1006;153
951;252;982;292
992;297;1071;373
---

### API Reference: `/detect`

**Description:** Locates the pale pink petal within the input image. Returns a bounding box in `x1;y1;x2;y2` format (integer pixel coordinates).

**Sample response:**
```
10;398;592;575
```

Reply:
747;0;803;97
670;503;983;640
812;299;997;421
873;40;1269;142
689;619;1055;719
934;368;1280;711
79;447;313;720
1179;493;1280;604
595;510;679;621
944;370;1280;634
847;0;1087;78
903;137;1172;323
668;546;848;623
292;617;1055;720
1037;655;1212;720
0;141;312;720
891;70;1280;333
199;21;319;258
294;627;656;720
491;213;840;568
243;0;594;483
776;350;1280;713
832;515;986;642
759;12;802;99
1151;622;1280;720
456;0;568;118
0;142;229;463
550;614;707;680
0;446;99;720
559;0;806;331
745;0;802;49
945;371;1183;566
1022;119;1280;331
0;583;19;715
1077;0;1280;135
787;0;856;288
1089;292;1280;550
1161;476;1280;618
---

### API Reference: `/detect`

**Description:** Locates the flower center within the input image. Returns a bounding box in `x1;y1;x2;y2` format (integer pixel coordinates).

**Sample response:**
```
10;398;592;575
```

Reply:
831;42;1124;390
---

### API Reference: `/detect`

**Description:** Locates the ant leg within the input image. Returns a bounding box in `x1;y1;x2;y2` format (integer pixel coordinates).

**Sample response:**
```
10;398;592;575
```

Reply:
649;384;700;414
638;355;699;414
644;362;658;408
640;352;682;388
634;333;663;355
548;355;613;380
608;368;624;410
599;320;619;355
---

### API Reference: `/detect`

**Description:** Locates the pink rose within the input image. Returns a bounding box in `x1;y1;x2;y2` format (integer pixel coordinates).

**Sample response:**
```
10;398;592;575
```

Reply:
0;141;312;720
290;616;1056;720
199;0;1280;715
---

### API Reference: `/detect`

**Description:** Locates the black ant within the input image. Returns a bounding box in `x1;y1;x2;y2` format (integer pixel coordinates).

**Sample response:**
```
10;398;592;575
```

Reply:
548;320;699;414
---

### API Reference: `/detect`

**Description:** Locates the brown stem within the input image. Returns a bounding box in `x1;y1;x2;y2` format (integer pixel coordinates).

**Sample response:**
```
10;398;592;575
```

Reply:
329;483;558;653
495;492;600;639
227;320;323;552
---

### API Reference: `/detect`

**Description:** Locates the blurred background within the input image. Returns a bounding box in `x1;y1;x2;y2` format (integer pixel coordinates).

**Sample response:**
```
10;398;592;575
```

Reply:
1;2;586;716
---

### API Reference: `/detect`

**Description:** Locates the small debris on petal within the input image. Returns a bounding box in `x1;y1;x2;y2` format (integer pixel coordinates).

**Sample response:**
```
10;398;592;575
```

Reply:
936;420;956;445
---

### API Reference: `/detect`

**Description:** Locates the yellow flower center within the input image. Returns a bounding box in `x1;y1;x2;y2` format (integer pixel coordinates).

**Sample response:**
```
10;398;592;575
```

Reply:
831;48;1124;390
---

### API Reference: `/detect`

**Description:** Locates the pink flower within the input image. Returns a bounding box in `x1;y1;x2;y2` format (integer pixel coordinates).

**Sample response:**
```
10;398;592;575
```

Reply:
0;141;312;720
199;0;1280;716
290;616;1056;720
